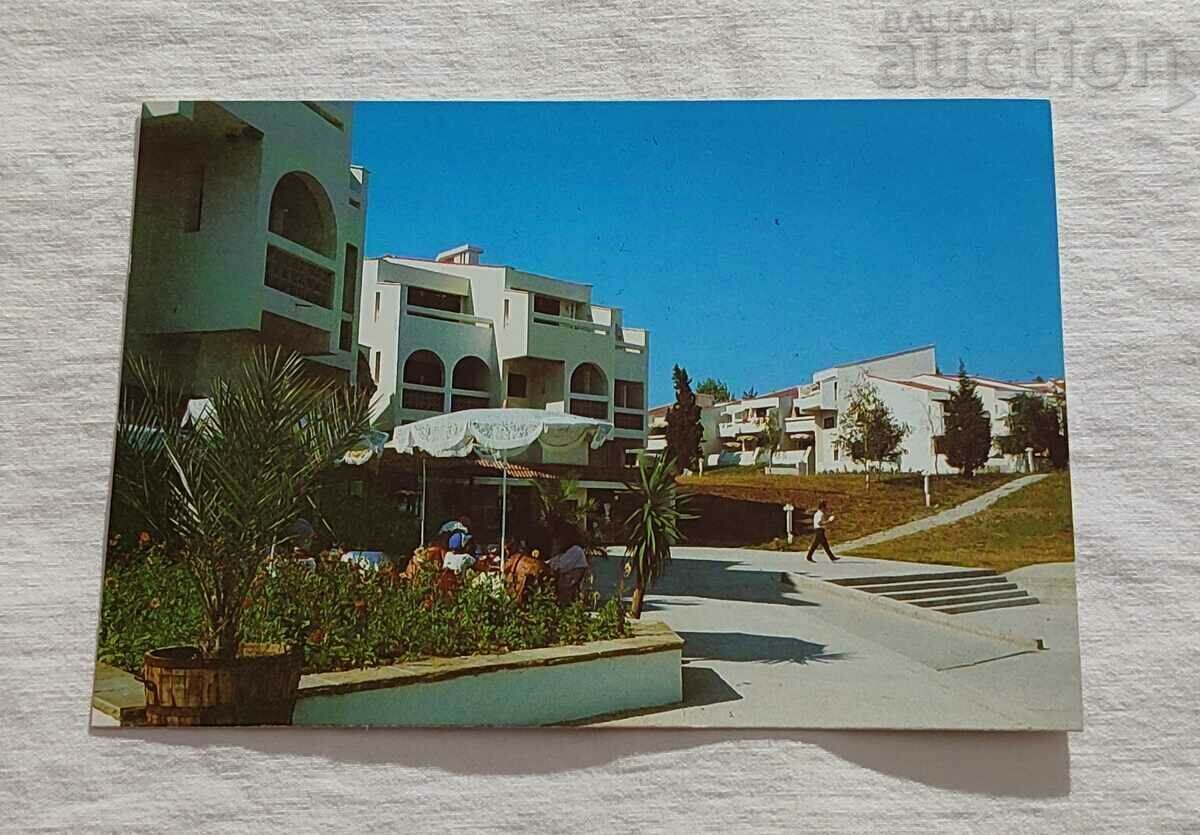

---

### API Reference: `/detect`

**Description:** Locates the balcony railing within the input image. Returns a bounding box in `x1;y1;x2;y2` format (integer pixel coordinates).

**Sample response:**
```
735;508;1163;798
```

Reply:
569;398;608;419
402;387;445;412
265;245;333;308
450;393;490;412
614;410;644;431
532;311;612;336
405;304;494;329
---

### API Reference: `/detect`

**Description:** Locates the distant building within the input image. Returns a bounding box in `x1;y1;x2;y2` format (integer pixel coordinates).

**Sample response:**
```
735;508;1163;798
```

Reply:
359;245;650;468
124;101;368;393
645;392;724;465
713;345;1063;474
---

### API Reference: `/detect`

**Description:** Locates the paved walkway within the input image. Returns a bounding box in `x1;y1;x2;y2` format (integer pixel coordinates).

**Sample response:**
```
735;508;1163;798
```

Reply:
588;546;1081;729
835;474;1048;553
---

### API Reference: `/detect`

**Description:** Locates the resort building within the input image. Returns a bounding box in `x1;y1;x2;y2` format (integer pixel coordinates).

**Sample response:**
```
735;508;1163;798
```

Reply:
645;393;724;466
123;101;369;394
358;245;650;469
712;345;1062;475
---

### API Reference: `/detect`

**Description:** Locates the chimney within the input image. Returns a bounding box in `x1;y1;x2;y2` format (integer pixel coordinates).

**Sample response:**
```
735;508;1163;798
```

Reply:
436;244;483;265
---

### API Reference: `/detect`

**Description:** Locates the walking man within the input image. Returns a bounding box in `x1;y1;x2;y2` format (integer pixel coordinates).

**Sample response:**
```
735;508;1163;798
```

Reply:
806;500;839;562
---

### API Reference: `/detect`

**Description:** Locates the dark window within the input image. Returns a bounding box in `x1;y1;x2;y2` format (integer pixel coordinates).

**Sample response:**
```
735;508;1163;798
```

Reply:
570;398;607;419
822;416;836;429
268;172;336;256
533;295;561;316
407;286;462;313
451;394;490;412
373;351;381;382
570;363;606;396
614;411;643;431
507;373;528;398
452;357;489;392
339;320;352;352
259;311;329;356
615;380;644;410
342;244;359;314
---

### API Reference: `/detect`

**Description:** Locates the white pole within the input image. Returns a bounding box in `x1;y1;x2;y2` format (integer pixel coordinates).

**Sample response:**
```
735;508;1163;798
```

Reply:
420;457;427;545
500;454;508;573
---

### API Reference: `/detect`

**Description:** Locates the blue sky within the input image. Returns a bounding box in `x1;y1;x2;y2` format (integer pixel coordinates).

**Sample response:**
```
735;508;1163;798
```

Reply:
352;100;1064;406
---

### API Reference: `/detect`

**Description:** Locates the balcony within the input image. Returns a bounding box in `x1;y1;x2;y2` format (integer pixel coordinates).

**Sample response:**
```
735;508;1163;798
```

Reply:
569;397;608;420
718;418;769;439
795;384;836;413
614;409;644;432
265;245;333;308
785;413;817;435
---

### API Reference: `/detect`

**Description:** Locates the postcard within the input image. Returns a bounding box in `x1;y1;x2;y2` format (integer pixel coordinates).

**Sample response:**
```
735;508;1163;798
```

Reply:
92;99;1080;729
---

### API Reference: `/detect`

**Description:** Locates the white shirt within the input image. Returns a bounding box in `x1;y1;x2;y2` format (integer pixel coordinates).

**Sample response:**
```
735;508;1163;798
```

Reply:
813;509;826;530
442;552;476;572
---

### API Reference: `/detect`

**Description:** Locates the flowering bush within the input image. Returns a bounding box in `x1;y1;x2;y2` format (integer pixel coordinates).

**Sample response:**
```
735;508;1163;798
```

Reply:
96;548;626;674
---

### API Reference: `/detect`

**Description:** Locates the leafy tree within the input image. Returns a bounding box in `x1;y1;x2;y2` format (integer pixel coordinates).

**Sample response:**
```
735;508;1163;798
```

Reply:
664;365;703;472
759;408;782;467
941;362;992;477
623;454;694;618
999;392;1069;469
741;386;759;399
114;348;373;659
835;376;910;488
695;377;732;402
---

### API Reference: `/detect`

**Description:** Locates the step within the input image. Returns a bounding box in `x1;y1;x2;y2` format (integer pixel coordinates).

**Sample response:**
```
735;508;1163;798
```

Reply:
858;576;1011;595
937;596;1041;615
831;569;998;588
910;589;1030;609
883;583;1018;602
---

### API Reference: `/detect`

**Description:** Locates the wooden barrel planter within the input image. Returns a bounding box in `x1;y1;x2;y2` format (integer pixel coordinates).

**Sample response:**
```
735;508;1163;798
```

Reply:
141;643;302;726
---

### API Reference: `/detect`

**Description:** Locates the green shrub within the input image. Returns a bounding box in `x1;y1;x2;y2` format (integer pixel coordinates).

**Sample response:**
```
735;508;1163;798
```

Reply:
96;547;627;674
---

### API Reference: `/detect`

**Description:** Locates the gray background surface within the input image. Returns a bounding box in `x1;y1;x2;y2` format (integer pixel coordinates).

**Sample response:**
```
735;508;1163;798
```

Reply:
2;1;1198;831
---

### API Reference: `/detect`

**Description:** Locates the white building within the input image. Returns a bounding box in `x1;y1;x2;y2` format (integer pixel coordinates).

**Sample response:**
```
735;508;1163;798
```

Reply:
712;345;1060;475
645;392;724;464
124;101;369;393
359;245;650;468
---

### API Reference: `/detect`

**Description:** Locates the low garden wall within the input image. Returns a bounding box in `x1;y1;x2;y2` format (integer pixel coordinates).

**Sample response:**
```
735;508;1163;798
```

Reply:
92;621;684;727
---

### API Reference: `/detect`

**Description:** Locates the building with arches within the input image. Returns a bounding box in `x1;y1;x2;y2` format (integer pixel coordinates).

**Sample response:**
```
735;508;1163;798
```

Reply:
359;245;650;468
123;101;368;394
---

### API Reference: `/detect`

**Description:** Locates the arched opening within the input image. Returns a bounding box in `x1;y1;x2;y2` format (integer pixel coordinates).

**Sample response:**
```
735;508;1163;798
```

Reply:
569;362;608;419
403;350;444;387
452;356;490;392
401;350;445;413
268;172;336;257
570;363;607;396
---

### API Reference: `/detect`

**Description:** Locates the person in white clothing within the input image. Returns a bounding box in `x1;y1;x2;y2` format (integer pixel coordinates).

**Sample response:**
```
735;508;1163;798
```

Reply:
546;535;590;604
806;500;839;562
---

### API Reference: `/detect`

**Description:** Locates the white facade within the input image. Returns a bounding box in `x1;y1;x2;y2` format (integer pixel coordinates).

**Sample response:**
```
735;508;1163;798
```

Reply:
125;101;368;392
645;392;724;464
713;345;1060;475
359;246;649;467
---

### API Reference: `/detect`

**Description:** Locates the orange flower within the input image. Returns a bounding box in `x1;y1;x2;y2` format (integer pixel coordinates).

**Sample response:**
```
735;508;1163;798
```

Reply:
148;598;160;610
309;628;325;644
242;596;253;610
138;531;151;546
354;599;367;615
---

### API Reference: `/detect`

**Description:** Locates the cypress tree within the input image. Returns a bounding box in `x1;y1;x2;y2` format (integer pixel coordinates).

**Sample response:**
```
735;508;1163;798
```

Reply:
942;361;992;477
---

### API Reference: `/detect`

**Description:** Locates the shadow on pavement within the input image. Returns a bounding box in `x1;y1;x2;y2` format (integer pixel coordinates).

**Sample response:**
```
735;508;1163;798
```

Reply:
590;555;818;607
679;631;849;665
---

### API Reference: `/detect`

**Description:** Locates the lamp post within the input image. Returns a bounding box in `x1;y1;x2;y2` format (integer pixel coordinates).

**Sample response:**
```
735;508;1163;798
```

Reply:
783;503;795;544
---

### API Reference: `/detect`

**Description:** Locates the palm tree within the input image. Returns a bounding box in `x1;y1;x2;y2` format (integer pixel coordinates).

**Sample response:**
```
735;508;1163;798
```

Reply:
532;476;594;557
623;453;695;618
114;348;373;659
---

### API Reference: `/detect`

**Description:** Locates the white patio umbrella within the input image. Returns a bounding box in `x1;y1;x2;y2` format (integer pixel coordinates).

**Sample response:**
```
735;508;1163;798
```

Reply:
389;408;615;568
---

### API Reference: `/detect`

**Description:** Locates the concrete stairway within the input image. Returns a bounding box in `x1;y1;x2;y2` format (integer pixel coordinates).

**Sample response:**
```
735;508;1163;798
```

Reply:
828;569;1039;615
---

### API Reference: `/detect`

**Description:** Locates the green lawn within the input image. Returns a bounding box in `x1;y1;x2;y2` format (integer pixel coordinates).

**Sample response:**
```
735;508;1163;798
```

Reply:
844;471;1076;572
677;469;1021;548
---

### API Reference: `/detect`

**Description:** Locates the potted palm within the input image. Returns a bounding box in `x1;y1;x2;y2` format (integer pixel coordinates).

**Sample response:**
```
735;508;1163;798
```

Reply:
622;454;694;618
114;348;372;725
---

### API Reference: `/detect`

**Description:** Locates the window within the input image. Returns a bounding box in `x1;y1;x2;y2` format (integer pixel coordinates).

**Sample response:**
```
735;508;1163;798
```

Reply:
507;373;528;398
533;295;561;316
407;286;462;313
833;447;840;461
373;351;381;382
614;412;643;431
822;416;836;429
374;292;381;322
503;298;510;326
833;382;838;402
570;363;606;396
342;244;359;314
614;380;645;410
339;320;352;352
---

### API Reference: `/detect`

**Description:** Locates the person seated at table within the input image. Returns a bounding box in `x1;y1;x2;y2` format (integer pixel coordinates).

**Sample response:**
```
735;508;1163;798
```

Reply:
441;531;476;573
545;530;589;605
